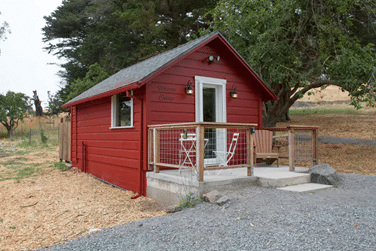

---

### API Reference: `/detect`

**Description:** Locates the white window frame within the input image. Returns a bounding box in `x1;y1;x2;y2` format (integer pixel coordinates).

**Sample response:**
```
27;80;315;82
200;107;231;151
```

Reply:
195;76;227;123
110;94;134;129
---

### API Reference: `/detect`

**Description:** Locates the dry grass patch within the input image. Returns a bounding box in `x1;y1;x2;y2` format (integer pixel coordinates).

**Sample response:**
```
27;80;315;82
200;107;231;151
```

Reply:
277;112;376;175
0;166;166;250
0;140;166;251
280;113;376;139
318;143;376;175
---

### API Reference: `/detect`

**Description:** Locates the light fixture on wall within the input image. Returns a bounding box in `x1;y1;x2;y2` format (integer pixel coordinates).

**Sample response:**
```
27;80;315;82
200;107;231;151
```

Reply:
208;55;221;63
230;85;238;99
126;90;134;97
186;80;193;95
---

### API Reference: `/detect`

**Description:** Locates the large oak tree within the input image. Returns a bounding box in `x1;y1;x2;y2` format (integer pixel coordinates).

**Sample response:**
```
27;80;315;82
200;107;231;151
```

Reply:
204;0;376;126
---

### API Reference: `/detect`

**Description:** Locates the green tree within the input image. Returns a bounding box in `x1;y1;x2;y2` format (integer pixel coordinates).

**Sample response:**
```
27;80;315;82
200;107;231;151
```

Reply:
43;0;218;102
0;11;11;41
66;63;110;101
204;0;376;126
47;91;65;115
0;92;32;138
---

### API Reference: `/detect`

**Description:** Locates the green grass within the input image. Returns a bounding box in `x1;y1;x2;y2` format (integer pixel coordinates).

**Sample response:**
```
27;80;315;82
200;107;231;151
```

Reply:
1;160;17;166
53;162;70;171
289;107;362;115
17;167;35;179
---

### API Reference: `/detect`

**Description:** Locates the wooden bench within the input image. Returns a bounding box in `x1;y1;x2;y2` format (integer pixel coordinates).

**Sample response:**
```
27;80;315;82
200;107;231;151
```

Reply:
254;129;280;166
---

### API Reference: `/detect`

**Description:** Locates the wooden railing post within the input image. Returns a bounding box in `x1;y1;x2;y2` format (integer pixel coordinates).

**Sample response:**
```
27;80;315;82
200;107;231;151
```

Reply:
288;127;295;172
153;128;160;173
196;125;205;182
312;128;318;165
246;128;253;176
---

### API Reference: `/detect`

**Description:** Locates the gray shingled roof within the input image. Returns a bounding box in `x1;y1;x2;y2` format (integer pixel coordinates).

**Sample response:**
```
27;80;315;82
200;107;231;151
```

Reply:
64;31;221;106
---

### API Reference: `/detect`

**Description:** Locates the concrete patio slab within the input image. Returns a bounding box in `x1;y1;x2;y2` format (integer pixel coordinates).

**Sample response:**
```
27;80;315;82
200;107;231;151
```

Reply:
277;183;333;192
147;166;314;206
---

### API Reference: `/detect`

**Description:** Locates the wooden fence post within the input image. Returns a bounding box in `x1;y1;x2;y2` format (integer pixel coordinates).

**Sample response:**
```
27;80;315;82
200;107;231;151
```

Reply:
59;122;63;161
246;128;253;176
59;120;71;162
288;127;295;172
312;128;318;165
153;128;160;173
196;125;205;182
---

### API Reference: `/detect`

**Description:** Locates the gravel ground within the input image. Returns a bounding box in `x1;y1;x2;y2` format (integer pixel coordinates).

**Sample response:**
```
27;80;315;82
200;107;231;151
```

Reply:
39;173;376;251
318;136;376;146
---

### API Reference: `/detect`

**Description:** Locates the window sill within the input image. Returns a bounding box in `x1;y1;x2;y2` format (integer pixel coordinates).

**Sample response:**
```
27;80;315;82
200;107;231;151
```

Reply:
109;126;134;129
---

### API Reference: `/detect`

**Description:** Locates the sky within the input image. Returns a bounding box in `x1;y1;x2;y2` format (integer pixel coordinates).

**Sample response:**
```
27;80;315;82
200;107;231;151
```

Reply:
0;0;63;110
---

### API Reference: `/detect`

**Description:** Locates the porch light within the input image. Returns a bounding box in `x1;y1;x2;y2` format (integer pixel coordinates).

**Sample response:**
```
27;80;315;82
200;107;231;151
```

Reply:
230;85;238;99
186;80;193;95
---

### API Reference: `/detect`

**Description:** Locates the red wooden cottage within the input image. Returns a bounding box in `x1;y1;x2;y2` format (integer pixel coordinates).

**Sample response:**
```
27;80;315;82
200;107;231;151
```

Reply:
62;31;278;197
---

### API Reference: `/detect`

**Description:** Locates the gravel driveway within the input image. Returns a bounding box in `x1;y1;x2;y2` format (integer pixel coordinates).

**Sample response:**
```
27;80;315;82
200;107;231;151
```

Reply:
318;136;376;146
40;173;376;251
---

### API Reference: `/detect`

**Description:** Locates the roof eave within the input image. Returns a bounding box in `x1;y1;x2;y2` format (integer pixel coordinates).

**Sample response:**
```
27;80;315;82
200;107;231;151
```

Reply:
61;82;141;108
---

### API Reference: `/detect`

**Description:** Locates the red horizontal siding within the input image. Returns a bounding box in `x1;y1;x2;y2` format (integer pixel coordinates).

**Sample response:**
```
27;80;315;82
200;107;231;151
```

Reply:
146;43;262;127
77;132;139;141
86;161;139;191
84;140;140;150
86;147;139;160
72;94;142;194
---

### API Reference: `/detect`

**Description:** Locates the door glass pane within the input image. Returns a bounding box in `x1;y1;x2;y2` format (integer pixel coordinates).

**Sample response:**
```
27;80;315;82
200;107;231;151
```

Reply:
203;87;216;122
203;87;216;159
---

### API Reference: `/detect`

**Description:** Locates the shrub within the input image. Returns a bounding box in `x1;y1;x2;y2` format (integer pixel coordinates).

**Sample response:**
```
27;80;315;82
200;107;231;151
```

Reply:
180;192;200;208
40;130;48;144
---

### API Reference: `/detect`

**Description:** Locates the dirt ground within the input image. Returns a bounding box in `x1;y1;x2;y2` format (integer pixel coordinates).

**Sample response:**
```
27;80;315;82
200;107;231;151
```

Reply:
0;147;166;251
277;114;376;175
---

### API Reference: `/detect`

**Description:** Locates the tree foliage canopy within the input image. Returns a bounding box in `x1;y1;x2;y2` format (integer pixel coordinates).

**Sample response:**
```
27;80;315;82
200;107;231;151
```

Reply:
203;0;376;126
0;11;11;41
0;91;32;137
43;0;218;102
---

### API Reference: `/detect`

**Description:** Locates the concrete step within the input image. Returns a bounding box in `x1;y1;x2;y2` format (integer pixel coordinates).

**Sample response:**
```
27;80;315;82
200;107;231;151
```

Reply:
256;172;311;188
277;183;333;192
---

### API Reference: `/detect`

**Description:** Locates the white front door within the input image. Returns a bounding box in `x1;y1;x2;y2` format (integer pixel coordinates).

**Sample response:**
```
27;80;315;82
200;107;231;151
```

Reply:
195;76;227;165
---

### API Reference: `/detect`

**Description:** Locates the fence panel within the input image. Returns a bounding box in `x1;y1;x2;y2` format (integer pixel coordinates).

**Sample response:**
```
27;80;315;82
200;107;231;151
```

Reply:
59;122;71;162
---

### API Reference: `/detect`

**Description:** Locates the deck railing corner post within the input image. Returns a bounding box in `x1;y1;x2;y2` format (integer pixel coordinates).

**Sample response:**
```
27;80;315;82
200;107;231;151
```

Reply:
196;124;205;182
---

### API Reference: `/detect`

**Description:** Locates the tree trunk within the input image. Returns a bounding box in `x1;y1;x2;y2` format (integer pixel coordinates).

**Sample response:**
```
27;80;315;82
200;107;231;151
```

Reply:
263;100;290;127
262;80;331;127
1;123;13;139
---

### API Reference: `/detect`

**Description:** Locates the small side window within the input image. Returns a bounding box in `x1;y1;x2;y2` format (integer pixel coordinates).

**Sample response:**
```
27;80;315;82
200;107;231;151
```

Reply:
111;93;133;128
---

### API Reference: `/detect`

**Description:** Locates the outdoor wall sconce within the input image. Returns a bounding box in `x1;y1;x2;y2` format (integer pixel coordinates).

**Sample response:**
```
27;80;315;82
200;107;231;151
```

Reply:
126;90;134;97
230;85;238;99
186;80;193;95
208;55;221;63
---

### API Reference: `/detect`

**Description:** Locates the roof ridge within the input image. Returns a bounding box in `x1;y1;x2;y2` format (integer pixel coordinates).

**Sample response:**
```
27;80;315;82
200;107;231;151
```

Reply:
64;31;221;106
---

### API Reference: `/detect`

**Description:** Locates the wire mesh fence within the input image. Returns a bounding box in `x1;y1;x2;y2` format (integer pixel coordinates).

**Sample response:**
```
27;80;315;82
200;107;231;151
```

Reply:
266;126;318;168
149;122;257;181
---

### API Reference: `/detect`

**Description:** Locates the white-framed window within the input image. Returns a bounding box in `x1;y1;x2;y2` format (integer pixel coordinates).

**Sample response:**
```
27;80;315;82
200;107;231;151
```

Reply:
111;92;133;129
